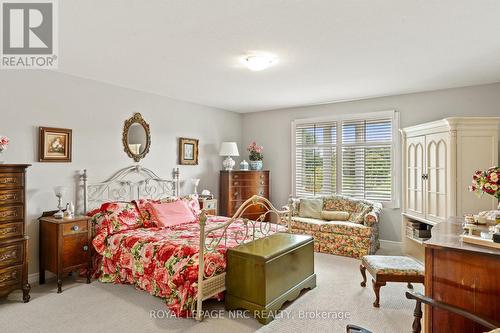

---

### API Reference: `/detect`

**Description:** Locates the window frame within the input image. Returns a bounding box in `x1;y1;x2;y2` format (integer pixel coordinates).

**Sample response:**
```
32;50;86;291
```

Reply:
291;110;400;208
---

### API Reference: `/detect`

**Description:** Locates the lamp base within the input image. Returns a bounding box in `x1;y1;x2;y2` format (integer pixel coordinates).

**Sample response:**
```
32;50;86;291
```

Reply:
222;156;236;171
54;210;64;219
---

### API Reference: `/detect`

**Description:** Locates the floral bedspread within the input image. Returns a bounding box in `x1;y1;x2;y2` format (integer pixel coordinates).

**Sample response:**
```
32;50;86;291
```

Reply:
92;216;285;317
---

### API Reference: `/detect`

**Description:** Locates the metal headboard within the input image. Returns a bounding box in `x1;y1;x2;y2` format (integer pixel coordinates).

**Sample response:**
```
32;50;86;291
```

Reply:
81;165;180;214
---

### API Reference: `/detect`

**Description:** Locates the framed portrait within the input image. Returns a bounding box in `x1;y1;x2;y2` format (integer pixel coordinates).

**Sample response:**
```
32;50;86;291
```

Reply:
179;137;199;165
39;127;72;162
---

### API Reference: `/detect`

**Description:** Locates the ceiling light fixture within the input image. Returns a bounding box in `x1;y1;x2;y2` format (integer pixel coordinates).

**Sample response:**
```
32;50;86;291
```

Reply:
241;53;278;71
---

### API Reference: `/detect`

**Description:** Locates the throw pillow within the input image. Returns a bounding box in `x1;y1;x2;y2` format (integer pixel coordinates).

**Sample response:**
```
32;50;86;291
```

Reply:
321;210;350;221
147;200;197;228
299;198;322;219
353;204;372;224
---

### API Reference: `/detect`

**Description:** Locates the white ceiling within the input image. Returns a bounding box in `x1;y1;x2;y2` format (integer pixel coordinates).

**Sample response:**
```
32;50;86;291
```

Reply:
59;1;500;113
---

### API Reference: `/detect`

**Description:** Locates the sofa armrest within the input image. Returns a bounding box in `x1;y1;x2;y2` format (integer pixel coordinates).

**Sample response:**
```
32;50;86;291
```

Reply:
364;203;382;227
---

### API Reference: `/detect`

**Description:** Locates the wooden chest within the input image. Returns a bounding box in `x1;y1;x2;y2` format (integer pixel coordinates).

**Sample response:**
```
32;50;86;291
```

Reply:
225;232;316;324
0;164;30;302
39;216;92;293
219;170;270;221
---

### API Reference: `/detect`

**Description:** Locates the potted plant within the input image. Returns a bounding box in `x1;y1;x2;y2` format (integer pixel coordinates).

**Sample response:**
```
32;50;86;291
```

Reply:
247;141;264;170
469;166;500;210
0;135;9;163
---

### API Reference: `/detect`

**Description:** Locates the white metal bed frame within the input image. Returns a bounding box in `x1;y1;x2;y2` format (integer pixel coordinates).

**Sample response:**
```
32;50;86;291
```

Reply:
81;165;291;320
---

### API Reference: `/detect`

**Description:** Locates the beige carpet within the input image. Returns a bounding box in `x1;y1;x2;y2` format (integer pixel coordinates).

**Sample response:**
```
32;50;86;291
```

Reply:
0;253;420;333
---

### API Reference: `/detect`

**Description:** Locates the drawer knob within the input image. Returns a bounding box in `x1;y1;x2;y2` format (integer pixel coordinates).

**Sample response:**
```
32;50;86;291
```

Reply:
234;182;239;185
83;245;89;252
259;191;264;195
260;181;265;185
71;225;79;231
260;175;264;178
233;175;239;178
233;192;239;196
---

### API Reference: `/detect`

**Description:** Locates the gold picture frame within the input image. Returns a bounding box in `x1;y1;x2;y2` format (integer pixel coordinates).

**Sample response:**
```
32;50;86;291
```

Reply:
179;137;199;165
39;127;72;162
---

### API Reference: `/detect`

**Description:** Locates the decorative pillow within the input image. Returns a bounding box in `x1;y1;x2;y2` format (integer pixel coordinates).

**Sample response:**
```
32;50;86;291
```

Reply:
321;210;350;221
133;198;161;227
147;200;197;228
299;199;322;219
100;202;144;234
86;207;110;236
181;194;201;216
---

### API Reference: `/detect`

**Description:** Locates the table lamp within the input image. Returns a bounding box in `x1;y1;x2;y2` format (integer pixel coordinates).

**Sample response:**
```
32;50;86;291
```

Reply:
219;142;239;171
53;186;67;219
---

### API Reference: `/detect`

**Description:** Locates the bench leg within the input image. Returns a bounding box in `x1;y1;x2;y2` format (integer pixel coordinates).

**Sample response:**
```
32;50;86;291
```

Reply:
360;264;367;287
407;282;414;289
372;279;386;308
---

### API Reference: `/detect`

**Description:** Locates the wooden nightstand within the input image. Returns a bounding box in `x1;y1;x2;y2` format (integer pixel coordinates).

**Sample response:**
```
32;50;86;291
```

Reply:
38;215;92;293
198;198;217;216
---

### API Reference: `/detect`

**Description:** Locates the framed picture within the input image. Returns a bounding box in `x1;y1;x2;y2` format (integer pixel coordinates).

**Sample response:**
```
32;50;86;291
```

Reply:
179;137;199;165
39;127;72;162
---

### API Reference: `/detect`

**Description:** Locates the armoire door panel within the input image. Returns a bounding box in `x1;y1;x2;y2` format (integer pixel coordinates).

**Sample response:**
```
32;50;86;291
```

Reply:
425;133;448;223
406;136;425;218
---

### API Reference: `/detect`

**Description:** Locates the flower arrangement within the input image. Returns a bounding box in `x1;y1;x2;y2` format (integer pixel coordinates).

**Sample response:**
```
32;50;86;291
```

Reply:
0;136;9;152
247;141;263;161
469;166;500;208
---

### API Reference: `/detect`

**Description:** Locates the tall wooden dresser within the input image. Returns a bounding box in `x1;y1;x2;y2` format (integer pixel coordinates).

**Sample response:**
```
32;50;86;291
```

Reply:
219;170;270;221
0;164;30;302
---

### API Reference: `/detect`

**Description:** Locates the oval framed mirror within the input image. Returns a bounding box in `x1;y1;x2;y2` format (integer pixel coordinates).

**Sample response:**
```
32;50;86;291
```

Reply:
122;113;151;162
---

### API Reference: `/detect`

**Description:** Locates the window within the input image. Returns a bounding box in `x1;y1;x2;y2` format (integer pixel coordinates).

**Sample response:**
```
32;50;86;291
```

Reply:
292;111;399;206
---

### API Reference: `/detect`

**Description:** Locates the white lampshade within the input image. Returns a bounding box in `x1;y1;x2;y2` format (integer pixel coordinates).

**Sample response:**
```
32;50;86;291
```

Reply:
219;142;239;157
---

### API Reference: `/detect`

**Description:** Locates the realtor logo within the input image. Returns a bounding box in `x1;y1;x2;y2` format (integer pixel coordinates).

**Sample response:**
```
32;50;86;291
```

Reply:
1;0;58;69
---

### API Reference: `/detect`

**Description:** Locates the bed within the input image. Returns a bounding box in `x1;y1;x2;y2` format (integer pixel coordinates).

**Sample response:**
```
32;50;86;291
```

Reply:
81;165;291;320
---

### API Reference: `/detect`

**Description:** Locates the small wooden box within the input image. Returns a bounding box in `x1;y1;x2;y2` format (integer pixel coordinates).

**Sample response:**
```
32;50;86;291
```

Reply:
225;233;316;324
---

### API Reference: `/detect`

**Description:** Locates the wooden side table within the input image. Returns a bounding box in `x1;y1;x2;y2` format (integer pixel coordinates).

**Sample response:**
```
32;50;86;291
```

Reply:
38;215;92;293
198;198;217;216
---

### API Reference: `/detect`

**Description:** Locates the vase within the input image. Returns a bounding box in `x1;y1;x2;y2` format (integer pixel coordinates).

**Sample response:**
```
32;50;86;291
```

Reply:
249;160;263;171
0;150;4;164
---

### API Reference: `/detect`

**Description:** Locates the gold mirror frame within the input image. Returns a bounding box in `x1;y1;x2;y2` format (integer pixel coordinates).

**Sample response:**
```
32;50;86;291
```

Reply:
122;113;151;162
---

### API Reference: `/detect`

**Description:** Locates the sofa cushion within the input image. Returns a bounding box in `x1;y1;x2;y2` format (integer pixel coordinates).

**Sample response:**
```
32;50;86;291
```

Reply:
299;198;322;219
323;196;357;212
291;217;327;231
321;210;350;221
320;221;372;237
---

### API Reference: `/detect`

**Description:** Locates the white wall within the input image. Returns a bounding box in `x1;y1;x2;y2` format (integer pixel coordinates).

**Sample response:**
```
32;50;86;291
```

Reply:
241;83;500;242
0;70;242;275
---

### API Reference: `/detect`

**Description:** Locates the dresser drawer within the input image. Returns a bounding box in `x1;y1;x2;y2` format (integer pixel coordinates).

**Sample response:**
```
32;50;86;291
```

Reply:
0;205;23;222
0;242;24;267
62;233;89;269
0;173;24;189
0;222;23;240
0;189;24;205
229;201;268;215
62;220;88;236
0;265;22;288
231;179;269;187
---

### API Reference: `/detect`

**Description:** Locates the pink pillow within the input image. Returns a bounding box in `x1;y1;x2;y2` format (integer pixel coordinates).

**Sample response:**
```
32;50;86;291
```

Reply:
147;200;196;227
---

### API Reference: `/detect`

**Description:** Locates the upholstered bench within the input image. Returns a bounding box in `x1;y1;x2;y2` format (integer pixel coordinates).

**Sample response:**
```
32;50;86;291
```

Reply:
359;255;424;307
225;233;316;324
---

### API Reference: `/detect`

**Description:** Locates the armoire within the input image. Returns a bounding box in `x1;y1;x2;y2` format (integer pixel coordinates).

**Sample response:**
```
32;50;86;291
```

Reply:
401;117;500;261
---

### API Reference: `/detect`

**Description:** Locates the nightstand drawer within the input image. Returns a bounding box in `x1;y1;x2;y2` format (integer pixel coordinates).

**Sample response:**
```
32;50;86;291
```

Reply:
0;205;23;222
0;222;23;240
62;220;88;236
62;234;89;269
0;173;23;189
0;265;22;288
0;242;23;267
0;189;24;205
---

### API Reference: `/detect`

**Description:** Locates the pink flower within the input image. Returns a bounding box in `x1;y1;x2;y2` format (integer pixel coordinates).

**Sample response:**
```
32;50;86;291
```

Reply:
140;243;154;265
120;252;134;269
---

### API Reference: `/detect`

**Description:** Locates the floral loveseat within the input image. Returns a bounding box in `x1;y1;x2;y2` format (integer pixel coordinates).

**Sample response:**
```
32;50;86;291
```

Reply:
287;195;382;258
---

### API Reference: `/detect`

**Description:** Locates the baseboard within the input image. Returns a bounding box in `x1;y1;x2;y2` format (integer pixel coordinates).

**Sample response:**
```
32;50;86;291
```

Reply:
28;271;55;285
379;240;404;255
